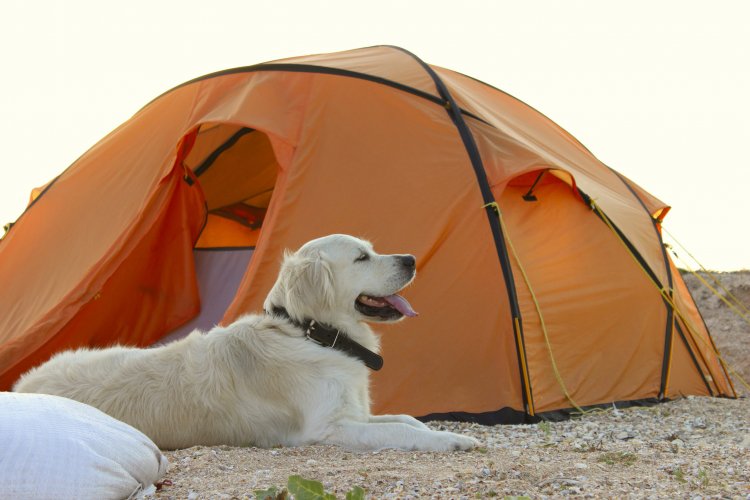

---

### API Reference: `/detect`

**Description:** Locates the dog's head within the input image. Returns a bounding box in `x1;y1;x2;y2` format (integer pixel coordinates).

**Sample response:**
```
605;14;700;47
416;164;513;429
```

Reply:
265;234;418;325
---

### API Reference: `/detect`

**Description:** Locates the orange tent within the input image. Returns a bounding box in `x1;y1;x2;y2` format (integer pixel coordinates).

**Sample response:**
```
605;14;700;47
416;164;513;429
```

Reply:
0;46;735;422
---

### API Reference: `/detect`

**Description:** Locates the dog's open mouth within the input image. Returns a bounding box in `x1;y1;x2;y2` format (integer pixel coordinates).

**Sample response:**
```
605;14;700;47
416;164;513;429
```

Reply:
355;293;418;320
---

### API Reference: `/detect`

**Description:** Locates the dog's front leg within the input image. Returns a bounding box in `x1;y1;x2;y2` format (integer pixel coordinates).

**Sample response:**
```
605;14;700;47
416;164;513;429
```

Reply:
325;421;479;451
368;414;430;430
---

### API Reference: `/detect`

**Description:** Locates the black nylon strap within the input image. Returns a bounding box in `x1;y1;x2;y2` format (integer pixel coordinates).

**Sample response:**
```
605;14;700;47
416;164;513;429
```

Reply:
269;306;384;371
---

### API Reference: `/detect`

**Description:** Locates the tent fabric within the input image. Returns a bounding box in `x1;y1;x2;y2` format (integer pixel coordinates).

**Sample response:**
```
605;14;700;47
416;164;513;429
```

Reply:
0;46;734;420
500;178;667;411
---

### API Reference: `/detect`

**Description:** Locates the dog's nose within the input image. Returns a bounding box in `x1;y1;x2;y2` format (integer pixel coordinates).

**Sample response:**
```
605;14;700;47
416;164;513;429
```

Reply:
399;255;416;269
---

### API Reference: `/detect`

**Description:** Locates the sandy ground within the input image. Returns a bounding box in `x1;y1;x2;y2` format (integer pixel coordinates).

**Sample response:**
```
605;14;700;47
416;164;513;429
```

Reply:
152;271;750;499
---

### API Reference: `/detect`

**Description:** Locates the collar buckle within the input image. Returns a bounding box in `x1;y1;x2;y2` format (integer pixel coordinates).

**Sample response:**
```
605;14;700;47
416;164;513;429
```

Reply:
305;320;324;345
305;320;341;348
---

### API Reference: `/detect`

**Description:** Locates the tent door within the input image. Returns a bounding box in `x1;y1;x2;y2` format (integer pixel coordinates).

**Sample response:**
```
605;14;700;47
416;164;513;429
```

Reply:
156;124;282;343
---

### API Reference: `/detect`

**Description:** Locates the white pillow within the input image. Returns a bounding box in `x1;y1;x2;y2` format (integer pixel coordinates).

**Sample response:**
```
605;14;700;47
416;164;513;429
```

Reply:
0;392;168;500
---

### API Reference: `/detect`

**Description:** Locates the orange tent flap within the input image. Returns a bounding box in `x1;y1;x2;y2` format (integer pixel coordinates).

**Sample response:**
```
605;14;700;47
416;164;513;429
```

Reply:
0;166;205;391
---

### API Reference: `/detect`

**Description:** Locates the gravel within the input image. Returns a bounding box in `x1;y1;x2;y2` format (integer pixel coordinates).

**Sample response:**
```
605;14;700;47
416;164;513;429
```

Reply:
152;271;750;499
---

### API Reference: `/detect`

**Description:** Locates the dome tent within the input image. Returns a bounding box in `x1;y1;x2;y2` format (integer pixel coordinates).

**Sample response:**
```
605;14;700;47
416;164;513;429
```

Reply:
0;46;735;422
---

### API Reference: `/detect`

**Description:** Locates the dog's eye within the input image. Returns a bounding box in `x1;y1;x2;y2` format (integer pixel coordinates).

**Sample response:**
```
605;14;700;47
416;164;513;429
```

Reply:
355;253;370;263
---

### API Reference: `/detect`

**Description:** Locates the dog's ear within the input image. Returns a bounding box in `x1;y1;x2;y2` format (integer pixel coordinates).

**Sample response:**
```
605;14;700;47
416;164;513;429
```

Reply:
282;250;335;316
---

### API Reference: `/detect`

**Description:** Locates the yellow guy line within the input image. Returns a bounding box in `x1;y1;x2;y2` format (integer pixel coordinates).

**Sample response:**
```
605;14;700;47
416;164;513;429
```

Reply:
589;200;749;394
670;250;750;325
663;226;750;318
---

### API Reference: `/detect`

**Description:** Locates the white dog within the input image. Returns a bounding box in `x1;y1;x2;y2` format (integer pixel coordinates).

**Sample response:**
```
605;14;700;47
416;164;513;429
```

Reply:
14;234;479;452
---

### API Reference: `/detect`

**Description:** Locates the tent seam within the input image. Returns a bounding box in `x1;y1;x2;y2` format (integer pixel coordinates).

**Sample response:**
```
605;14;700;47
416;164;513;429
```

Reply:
138;61;491;127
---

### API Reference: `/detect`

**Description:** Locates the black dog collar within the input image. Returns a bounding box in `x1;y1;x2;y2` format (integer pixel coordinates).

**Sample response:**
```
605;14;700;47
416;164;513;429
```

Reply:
268;306;384;371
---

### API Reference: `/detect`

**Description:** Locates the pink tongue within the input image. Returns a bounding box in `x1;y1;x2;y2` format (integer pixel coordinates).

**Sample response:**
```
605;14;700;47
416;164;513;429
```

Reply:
384;294;418;317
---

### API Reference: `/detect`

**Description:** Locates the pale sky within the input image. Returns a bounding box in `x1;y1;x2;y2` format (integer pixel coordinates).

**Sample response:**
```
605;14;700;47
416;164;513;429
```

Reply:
1;0;748;270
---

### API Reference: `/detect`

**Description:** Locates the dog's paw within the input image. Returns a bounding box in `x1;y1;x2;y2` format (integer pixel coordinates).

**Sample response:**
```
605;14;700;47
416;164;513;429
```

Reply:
447;432;481;451
427;431;480;452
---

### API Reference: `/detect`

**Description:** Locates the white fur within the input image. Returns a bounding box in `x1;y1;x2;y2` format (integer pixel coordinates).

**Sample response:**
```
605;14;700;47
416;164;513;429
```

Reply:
14;234;478;452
